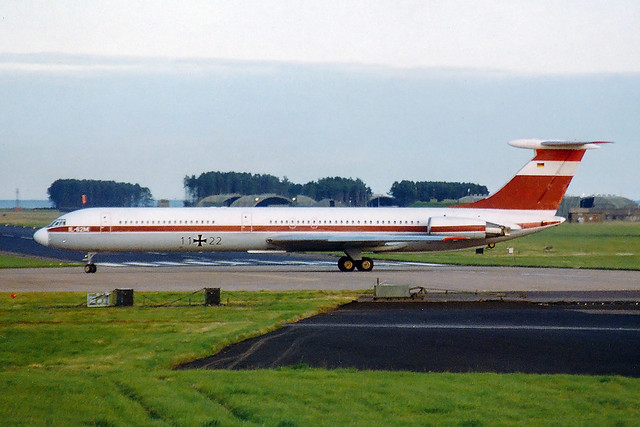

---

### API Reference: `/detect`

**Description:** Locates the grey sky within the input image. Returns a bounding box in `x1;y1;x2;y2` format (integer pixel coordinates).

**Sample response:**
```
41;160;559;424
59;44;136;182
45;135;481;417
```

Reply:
1;1;639;200
3;1;640;74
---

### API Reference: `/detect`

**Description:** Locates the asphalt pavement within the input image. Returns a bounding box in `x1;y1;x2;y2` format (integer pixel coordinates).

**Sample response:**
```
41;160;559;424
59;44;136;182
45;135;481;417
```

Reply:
179;301;640;376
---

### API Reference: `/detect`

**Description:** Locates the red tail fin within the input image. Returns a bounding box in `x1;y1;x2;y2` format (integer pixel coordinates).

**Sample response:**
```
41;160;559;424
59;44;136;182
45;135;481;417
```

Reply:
455;140;610;211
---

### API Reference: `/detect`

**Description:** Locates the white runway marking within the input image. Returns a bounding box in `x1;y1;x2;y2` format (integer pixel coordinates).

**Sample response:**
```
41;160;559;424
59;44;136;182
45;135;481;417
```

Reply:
123;262;159;267
183;260;220;266
96;262;125;268
96;258;446;271
93;259;445;269
288;323;640;332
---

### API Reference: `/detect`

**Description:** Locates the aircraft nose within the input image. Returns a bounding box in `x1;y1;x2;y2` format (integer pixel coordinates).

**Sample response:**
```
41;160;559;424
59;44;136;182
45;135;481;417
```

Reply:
33;228;49;246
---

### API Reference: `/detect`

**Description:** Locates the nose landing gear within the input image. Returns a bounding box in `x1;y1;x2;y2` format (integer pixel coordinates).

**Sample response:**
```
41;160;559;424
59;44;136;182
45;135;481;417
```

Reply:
84;252;97;274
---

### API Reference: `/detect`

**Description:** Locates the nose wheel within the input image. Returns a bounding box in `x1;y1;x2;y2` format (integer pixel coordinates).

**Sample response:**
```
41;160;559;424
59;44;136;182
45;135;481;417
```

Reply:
84;252;97;273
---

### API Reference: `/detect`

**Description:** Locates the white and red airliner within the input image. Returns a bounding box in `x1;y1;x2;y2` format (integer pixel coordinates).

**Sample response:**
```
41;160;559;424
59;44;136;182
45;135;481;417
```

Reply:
34;139;609;273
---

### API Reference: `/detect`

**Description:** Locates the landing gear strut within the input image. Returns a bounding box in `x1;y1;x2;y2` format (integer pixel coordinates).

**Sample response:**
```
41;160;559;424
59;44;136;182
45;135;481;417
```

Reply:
84;252;97;274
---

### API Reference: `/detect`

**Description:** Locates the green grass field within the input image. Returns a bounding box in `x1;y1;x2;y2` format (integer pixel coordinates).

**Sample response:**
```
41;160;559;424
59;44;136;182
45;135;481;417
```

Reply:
1;292;639;425
0;253;76;269
0;208;62;228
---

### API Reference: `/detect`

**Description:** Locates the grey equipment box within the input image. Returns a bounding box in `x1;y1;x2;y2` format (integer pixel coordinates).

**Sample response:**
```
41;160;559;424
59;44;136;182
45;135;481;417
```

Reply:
374;284;411;298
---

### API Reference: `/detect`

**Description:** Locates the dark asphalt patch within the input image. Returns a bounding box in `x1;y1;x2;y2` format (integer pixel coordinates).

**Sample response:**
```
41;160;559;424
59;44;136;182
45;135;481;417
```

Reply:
178;301;640;376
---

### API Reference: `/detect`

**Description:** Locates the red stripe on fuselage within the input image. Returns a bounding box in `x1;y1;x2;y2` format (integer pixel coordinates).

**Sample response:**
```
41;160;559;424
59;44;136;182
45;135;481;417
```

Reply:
518;220;562;229
48;225;433;234
46;224;487;234
429;225;485;233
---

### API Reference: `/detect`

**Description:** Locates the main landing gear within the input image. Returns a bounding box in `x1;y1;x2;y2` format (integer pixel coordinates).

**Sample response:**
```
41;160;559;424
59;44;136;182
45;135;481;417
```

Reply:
338;254;374;272
84;252;97;274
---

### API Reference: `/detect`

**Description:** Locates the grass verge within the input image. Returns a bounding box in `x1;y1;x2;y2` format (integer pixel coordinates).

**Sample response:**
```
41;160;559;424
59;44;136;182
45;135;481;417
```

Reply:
0;253;76;269
1;291;638;425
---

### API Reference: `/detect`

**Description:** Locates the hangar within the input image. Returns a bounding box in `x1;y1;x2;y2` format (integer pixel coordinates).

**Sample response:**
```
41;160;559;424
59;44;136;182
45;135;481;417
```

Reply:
196;194;242;207
230;194;292;207
559;195;640;222
196;194;345;208
367;195;398;207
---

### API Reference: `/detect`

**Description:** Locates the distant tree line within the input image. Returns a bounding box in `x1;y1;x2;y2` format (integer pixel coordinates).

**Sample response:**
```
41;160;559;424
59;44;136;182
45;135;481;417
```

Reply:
301;177;371;206
47;179;153;210
184;172;372;206
184;172;298;201
390;180;489;206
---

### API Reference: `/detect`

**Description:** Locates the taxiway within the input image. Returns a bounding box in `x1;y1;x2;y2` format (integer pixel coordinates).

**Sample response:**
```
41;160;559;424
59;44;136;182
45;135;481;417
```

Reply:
2;263;640;293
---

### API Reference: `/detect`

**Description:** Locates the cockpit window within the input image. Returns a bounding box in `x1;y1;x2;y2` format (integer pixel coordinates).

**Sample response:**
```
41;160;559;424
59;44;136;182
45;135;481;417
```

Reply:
47;219;67;228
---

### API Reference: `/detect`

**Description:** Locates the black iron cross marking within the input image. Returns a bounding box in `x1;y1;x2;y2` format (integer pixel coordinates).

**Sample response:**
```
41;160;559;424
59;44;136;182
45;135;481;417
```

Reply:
194;234;207;247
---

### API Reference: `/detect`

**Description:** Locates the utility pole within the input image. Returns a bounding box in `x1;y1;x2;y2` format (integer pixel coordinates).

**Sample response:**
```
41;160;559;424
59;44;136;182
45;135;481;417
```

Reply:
14;188;22;211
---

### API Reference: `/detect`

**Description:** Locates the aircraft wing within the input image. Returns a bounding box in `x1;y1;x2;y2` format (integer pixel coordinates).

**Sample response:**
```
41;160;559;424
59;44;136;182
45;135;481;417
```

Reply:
266;233;467;252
